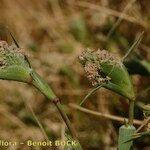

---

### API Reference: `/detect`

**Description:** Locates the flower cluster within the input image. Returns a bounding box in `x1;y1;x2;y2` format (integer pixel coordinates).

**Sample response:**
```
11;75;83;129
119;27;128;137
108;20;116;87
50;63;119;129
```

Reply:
0;40;32;83
0;41;29;70
79;49;121;86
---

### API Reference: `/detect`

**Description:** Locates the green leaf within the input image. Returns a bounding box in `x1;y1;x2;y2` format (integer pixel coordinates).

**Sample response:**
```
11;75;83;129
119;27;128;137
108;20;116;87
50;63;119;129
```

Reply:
30;70;56;100
118;125;136;150
124;54;150;76
102;63;135;100
0;65;31;82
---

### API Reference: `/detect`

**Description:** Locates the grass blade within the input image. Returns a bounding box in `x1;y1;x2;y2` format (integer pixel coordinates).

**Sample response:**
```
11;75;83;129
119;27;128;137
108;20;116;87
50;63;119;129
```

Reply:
27;104;49;141
122;31;144;61
80;84;103;106
118;125;136;150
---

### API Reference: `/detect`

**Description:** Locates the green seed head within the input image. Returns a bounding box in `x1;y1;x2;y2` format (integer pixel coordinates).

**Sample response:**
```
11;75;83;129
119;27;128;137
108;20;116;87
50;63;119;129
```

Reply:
79;49;121;86
0;40;56;100
0;41;31;82
79;49;135;100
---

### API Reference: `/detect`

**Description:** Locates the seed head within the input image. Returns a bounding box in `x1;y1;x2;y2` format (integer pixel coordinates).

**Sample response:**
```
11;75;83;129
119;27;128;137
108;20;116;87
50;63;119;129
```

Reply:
79;48;135;100
0;41;29;69
79;49;121;66
0;40;31;82
95;49;121;66
0;40;57;100
79;49;120;86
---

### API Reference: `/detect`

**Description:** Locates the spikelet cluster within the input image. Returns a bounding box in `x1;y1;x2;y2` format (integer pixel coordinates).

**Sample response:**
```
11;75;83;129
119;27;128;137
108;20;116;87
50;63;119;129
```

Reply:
79;49;121;86
0;41;29;69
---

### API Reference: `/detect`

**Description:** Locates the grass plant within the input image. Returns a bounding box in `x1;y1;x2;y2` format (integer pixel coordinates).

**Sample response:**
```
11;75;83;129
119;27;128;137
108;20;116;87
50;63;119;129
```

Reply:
0;40;82;150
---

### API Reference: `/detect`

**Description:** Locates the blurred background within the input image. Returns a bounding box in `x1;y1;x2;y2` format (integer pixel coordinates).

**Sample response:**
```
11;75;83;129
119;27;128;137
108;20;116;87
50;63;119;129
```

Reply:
0;0;150;150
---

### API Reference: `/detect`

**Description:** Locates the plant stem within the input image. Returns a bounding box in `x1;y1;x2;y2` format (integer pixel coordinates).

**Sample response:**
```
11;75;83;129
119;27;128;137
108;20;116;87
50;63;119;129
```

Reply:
30;70;77;139
135;117;150;133
80;84;103;106
54;100;77;138
69;103;142;125
129;100;135;125
27;104;49;141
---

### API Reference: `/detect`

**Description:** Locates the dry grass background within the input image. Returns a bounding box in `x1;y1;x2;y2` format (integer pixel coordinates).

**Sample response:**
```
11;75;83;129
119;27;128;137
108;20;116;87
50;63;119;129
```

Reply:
0;0;150;150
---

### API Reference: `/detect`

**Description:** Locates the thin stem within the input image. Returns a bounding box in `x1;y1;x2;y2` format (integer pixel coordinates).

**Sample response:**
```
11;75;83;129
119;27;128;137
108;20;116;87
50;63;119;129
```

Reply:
128;100;135;125
55;101;77;138
127;130;150;141
107;0;136;39
135;117;150;133
69;103;142;125
28;104;49;141
122;31;144;61
80;84;103;106
133;131;150;139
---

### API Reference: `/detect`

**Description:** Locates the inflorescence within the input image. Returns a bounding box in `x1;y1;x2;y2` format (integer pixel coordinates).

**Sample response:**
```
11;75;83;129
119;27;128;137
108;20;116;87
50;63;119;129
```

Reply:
0;41;29;70
79;49;122;86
